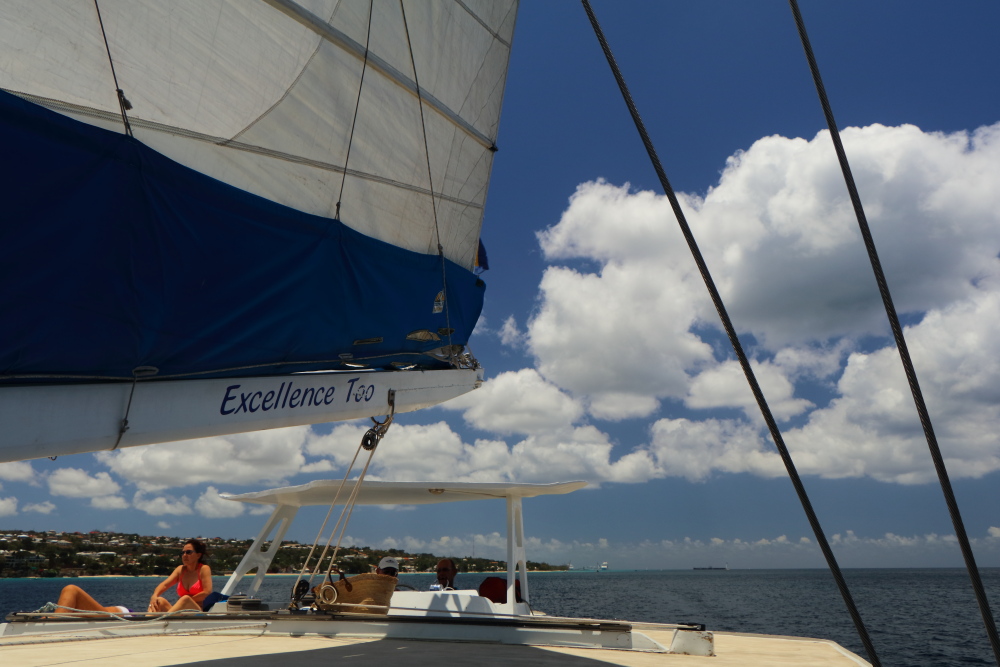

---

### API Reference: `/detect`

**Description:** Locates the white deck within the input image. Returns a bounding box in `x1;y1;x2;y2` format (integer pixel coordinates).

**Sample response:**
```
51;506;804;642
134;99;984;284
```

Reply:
0;623;870;666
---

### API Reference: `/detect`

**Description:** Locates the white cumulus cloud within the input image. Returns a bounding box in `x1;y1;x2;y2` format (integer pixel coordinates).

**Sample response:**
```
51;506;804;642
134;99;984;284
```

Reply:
442;369;583;435
308;420;651;485
510;122;1000;484
91;496;129;510
686;359;813;422
702;124;1000;348
0;462;35;483
644;418;785;482
782;285;1000;483
0;497;17;516
499;315;526;348
195;486;245;518
48;468;121;499
308;422;513;483
97;427;311;491
133;491;193;516
23;501;56;514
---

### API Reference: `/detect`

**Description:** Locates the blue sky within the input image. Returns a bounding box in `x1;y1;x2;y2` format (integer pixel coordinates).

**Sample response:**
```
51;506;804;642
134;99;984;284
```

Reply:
3;1;1000;571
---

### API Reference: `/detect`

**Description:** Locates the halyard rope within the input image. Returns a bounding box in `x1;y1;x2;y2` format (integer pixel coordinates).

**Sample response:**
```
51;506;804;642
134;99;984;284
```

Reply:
292;392;395;597
580;1;881;664
788;2;1000;663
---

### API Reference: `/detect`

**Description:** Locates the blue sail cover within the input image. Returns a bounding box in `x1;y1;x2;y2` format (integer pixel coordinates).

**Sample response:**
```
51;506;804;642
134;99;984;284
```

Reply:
0;90;485;382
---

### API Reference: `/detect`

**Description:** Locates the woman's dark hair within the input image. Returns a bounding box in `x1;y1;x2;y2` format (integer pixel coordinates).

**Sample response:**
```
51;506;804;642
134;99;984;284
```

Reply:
185;538;207;564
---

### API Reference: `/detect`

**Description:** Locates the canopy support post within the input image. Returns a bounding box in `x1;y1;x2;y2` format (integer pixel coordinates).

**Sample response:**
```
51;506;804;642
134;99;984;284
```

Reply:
222;503;298;597
504;495;528;613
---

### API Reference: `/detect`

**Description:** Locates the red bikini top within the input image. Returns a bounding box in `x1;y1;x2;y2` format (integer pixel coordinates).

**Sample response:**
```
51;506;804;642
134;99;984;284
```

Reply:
177;564;205;597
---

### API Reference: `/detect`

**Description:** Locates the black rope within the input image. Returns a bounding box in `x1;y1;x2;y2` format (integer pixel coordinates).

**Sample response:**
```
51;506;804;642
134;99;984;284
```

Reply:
335;0;374;221
111;375;138;451
787;1;1000;662
110;366;157;451
93;0;132;137
399;0;457;363
579;2;881;664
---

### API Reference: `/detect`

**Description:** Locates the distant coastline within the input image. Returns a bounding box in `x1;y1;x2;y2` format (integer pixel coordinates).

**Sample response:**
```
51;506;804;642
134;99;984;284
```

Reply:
1;529;567;578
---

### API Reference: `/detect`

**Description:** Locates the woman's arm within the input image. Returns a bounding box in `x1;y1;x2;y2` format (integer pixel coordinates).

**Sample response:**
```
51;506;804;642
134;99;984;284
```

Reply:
192;564;213;603
150;566;181;606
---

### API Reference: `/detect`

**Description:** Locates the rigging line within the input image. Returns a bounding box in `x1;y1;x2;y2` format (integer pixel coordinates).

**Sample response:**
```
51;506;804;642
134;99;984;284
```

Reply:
293;441;367;595
787;2;1000;663
308;439;380;586
399;0;457;361
304;397;394;589
110;375;137;451
579;2;882;665
335;0;374;220
110;367;157;451
324;446;380;578
92;0;132;137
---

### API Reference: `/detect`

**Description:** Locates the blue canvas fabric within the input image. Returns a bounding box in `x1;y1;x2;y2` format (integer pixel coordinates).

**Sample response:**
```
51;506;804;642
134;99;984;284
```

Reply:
0;90;484;381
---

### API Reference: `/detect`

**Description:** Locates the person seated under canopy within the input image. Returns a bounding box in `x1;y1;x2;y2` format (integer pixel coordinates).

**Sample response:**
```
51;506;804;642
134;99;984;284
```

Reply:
433;558;459;590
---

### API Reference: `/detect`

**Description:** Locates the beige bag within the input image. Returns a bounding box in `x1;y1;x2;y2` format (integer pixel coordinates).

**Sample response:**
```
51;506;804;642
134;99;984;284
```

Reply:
313;573;396;615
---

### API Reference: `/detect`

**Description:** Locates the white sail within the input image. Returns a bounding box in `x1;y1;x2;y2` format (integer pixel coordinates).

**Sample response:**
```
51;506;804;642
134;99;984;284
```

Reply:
0;0;517;462
0;0;516;268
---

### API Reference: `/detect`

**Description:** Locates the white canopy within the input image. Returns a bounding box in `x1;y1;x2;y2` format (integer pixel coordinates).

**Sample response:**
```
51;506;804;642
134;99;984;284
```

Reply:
222;479;587;508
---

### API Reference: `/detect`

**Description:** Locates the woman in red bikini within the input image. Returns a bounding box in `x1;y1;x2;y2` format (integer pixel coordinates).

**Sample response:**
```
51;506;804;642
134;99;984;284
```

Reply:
54;539;212;615
148;538;213;612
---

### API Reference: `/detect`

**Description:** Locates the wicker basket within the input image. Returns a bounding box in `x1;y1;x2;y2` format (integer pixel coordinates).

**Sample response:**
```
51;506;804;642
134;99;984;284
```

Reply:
313;573;396;615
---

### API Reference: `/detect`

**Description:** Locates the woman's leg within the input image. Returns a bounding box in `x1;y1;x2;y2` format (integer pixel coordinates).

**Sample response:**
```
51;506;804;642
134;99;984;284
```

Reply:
150;596;171;612
168;595;202;612
56;585;121;614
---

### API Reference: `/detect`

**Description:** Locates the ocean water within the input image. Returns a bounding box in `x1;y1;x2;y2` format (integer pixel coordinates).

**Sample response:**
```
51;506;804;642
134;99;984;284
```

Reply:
3;568;999;666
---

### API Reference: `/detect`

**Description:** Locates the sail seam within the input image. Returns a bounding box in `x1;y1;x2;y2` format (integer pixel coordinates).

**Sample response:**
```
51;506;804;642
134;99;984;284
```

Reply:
262;0;497;149
226;8;327;145
1;88;483;211
453;0;512;47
